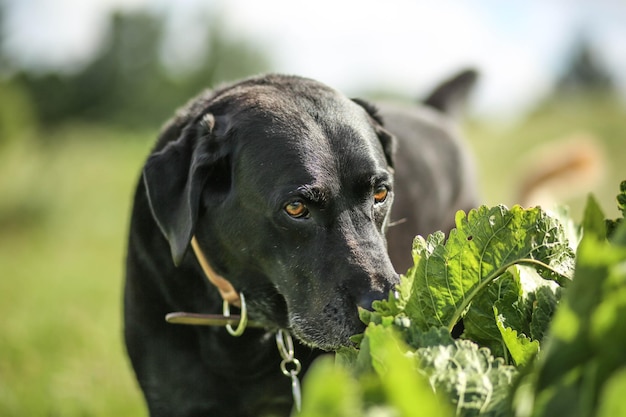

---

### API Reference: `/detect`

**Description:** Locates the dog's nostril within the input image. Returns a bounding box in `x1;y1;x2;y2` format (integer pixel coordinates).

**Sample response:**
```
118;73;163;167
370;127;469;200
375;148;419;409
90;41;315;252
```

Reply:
357;290;387;311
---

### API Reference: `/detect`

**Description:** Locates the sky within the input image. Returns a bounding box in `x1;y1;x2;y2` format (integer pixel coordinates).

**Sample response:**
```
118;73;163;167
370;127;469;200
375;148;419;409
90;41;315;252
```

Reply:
3;0;626;118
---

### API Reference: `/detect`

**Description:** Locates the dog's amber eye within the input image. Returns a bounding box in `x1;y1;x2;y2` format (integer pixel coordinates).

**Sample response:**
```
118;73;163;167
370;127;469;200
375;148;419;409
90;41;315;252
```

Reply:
285;200;309;218
374;186;388;204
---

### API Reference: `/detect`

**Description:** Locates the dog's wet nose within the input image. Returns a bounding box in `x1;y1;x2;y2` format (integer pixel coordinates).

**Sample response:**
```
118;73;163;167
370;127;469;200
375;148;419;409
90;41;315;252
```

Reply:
357;284;397;311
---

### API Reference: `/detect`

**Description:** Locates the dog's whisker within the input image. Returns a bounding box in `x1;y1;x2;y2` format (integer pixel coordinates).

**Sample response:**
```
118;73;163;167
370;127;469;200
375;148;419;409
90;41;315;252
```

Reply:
388;218;408;227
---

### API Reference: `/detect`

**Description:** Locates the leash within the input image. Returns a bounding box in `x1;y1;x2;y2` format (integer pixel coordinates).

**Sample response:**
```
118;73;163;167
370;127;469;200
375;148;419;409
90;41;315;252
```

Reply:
164;236;302;412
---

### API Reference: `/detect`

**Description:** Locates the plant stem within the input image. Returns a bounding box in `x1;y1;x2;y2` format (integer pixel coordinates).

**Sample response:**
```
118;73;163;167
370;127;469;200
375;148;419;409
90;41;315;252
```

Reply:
446;258;569;333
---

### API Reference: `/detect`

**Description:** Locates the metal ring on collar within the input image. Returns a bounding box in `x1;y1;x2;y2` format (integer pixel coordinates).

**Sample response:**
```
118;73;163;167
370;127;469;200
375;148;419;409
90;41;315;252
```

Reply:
223;292;248;336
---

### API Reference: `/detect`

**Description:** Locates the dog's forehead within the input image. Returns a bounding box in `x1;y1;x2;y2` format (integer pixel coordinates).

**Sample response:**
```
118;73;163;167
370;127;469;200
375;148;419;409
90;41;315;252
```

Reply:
225;80;366;128
227;83;388;191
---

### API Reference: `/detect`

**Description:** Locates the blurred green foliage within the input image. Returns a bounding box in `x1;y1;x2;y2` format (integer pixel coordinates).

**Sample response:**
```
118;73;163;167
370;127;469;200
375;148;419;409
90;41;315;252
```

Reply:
467;93;626;220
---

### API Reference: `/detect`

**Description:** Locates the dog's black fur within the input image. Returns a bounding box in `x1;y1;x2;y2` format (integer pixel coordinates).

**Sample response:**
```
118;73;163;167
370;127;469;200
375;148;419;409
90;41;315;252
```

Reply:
124;71;478;416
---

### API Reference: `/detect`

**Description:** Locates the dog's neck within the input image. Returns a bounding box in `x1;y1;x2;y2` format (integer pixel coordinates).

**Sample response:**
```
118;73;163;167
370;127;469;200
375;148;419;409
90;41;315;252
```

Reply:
190;236;241;307
172;240;304;411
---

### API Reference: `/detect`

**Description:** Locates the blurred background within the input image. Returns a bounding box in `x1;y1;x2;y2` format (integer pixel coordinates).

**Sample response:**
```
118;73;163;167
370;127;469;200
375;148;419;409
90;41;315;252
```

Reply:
1;0;624;415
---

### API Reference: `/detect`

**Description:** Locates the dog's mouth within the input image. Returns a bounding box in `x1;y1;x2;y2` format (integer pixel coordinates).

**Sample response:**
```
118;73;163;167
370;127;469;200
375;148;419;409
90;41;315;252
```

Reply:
246;295;362;350
283;299;366;351
244;282;368;350
290;315;365;351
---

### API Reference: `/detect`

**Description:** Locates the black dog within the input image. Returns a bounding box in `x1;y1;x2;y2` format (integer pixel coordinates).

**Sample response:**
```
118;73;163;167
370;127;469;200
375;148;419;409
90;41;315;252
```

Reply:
124;71;478;416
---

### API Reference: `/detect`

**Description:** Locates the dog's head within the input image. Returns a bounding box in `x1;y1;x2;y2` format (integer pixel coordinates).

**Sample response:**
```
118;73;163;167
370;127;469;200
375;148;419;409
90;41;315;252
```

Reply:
143;75;399;350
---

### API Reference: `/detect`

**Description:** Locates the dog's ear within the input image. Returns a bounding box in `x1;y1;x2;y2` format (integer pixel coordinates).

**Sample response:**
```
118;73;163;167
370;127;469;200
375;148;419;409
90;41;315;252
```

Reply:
374;124;396;170
143;114;218;266
423;68;478;119
353;98;396;169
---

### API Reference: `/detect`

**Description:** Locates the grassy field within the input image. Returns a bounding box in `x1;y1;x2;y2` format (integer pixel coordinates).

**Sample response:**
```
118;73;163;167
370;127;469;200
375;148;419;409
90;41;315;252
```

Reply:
0;126;153;416
0;95;624;416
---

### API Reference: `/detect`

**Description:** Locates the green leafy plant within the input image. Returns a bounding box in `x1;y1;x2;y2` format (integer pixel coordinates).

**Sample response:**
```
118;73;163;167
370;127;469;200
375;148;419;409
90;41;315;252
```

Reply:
298;180;626;417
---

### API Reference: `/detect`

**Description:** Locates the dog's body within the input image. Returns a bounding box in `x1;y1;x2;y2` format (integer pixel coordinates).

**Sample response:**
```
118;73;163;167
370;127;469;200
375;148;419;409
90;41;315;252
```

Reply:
124;72;478;416
384;69;478;272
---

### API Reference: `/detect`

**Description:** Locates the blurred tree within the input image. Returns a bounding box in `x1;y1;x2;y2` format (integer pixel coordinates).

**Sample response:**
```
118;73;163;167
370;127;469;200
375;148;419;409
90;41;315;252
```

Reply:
555;37;615;96
528;35;620;120
9;7;273;131
181;17;275;98
0;1;37;146
72;11;172;125
0;0;10;76
0;0;7;72
0;1;4;81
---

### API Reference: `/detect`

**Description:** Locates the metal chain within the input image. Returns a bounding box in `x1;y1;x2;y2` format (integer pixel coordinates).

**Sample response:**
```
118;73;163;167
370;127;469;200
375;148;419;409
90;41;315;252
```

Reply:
275;329;302;412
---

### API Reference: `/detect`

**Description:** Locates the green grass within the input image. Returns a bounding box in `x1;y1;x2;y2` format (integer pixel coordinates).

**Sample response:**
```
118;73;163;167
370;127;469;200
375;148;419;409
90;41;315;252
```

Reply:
0;95;624;416
0;126;153;416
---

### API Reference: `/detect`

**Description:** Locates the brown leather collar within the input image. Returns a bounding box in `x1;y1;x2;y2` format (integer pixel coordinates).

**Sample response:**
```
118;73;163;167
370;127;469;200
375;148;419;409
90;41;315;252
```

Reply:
191;236;241;308
165;236;263;328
